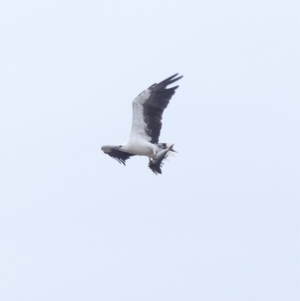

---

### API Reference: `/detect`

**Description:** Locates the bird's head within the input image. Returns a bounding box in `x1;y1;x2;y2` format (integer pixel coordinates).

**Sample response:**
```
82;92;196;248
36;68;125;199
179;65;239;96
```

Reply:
101;145;122;154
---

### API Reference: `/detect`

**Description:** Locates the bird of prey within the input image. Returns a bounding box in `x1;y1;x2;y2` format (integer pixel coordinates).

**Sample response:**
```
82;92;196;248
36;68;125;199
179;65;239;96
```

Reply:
101;73;183;174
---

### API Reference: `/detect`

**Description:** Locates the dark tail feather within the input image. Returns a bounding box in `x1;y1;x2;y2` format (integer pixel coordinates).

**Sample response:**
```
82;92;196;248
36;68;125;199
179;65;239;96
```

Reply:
148;160;163;175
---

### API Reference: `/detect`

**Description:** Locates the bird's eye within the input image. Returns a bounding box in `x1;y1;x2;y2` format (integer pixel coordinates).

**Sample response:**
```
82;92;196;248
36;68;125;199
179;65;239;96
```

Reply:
118;145;122;148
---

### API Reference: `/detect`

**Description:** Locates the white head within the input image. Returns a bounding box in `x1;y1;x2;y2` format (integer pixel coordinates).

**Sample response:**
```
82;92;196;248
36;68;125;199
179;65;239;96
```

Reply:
101;145;123;154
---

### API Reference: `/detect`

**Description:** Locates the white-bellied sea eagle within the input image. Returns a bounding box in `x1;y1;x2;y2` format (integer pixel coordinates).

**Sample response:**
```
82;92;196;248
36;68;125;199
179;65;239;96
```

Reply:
101;73;183;174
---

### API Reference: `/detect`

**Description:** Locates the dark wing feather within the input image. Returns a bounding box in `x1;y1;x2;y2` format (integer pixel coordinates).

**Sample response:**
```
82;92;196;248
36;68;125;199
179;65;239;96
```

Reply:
143;73;183;143
107;149;135;165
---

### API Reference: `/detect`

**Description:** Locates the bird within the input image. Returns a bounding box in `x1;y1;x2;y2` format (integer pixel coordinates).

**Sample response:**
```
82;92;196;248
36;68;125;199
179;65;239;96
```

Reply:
101;73;183;174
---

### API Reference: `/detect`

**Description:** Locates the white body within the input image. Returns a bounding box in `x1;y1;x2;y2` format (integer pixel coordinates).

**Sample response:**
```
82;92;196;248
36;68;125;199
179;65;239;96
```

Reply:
122;138;158;159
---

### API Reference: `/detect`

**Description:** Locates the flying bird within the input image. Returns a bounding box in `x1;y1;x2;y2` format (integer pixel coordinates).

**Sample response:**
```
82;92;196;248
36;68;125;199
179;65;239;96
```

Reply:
101;73;183;174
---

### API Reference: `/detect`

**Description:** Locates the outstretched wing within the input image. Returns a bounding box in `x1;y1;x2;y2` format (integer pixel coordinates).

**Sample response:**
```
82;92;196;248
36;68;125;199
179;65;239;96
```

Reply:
130;73;183;144
101;145;135;165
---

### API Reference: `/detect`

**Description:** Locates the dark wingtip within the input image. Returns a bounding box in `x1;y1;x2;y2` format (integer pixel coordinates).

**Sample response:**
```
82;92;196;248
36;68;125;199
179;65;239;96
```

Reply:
157;73;183;88
108;154;126;165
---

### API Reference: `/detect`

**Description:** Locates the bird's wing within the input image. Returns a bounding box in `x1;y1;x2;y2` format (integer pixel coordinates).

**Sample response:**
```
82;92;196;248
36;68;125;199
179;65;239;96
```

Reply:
129;73;183;144
101;145;135;165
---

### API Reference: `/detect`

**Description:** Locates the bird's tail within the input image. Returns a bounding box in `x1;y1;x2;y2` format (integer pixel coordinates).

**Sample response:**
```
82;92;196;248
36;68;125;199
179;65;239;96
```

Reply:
149;144;176;174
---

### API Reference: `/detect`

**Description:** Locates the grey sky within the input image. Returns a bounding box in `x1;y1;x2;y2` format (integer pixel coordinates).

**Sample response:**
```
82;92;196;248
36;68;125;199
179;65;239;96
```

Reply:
0;0;299;300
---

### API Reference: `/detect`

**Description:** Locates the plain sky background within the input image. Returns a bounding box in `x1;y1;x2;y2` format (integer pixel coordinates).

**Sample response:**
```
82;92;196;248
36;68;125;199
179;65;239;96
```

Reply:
0;0;299;300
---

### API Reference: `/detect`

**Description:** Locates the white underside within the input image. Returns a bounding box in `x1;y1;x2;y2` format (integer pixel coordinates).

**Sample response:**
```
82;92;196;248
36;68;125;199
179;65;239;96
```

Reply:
122;138;159;159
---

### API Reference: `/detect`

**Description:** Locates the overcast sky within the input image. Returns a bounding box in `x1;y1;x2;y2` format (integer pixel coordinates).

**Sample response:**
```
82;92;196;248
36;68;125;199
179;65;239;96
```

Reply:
0;0;299;300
